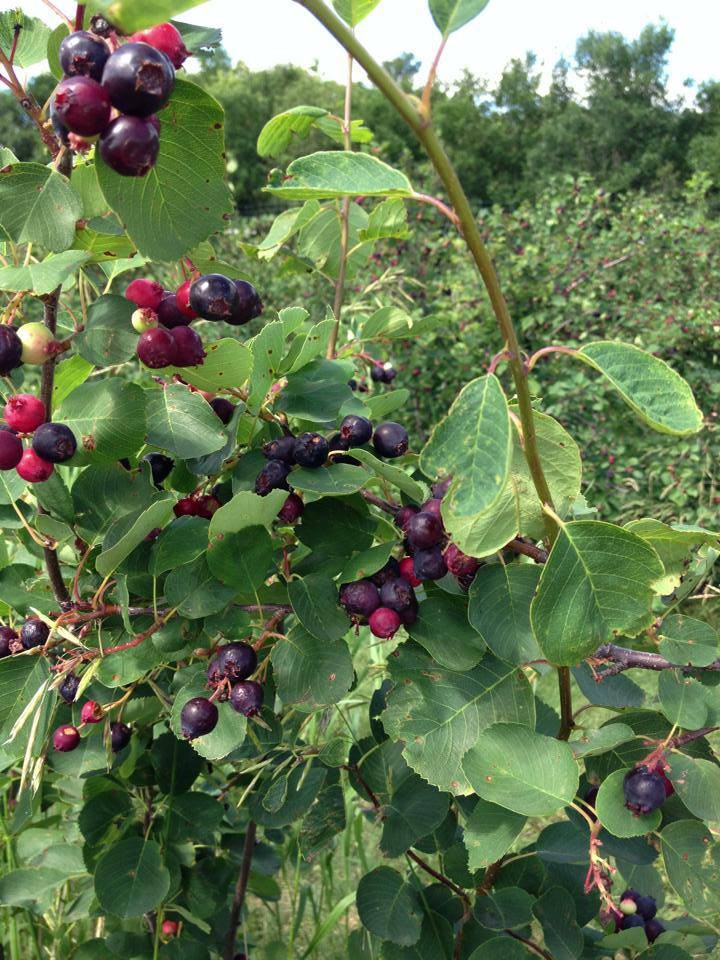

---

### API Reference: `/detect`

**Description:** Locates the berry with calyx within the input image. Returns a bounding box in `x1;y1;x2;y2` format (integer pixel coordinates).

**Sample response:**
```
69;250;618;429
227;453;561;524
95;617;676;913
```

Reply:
340;414;373;447
131;307;159;333
110;721;132;752
371;557;401;587
620;890;657;921
623;766;667;815
59;30;110;80
169;325;205;366
194;494;220;519
619;914;645;931
0;625;17;657
53;725;80;752
175;279;198;319
99;114;159;176
52;76;111;136
293;432;329;468
395;505;420;532
371;362;396;384
230;680;264;717
102;42;175;117
21;618;50;649
432;476;452;499
399;556;422;587
80;700;103;724
228;279;263;325
125;278;164;311
255;460;290;496
413;546;448;582
189;273;240;321
421;498;444;522
644;918;664;943
619;897;637;916
130;22;189;68
32;422;77;463
379;577;415;613
17;323;56;365
0;326;23;375
59;674;80;703
157;292;191;329
161;919;180;937
181;696;218;739
0;429;23;471
17;448;54;483
368;607;401;639
339;579;380;619
263;435;296;464
328;432;349;453
406;511;443;550
210;397;235;424
142;452;174;487
278;492;304;523
174;496;197;518
209;641;258;682
137;326;178;368
373;422;409;459
445;543;479;579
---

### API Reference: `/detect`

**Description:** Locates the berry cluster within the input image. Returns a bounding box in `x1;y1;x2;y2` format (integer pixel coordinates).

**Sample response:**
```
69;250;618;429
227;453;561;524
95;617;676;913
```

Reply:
52;719;131;754
370;361;397;384
0;393;76;483
0;322;66;380
180;641;264;739
53;21;187;176
616;890;665;943
623;764;673;815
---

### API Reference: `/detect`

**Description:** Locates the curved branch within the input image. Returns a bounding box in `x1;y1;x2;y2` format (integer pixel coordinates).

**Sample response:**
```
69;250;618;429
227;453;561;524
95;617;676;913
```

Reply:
592;643;720;677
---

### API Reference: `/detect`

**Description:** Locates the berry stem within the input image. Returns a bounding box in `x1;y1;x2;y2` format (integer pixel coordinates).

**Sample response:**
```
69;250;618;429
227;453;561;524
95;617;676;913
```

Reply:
0;46;61;156
224;820;257;960
327;50;354;360
74;3;86;30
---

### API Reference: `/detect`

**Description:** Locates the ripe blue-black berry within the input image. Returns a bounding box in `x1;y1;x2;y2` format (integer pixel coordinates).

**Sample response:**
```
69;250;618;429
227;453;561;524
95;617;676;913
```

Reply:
21;618;49;649
99;115;159;177
339;580;380;619
189;274;240;321
405;511;443;550
228;279;263;326
339;414;373;447
395;505;420;532
110;721;132;752
255;460;290;496
263;435;296;464
293;432;329;468
59;673;80;703
157;293;191;329
210;398;235;424
0;625;16;657
180;697;218;739
379;577;415;613
0;428;23;471
413;546;447;581
371;557;401;587
32;422;77;463
373;422;408;458
623;766;667;815
102;42;175;117
207;641;258;683
59;30;110;81
0;327;23;376
644;918;664;942
278;493;304;523
229;680;264;717
371;363;396;384
619;914;645;931
142;452;174;487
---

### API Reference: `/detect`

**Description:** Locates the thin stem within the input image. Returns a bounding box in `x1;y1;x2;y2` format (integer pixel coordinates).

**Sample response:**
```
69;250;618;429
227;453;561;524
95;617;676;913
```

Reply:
40;0;74;27
506;930;553;960
75;4;86;30
593;643;720;677
421;37;447;117
360;489;399;514
411;191;460;228
506;538;548;563
525;345;579;373
406;850;470;905
224;821;257;960
557;666;574;740
0;47;60;156
327;50;354;359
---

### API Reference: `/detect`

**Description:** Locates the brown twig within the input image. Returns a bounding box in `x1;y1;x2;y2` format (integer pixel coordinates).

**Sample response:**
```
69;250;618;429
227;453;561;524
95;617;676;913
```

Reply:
506;538;548;563
224;821;257;960
557;666;574;740
593;643;720;677
506;930;554;960
360;489;399;514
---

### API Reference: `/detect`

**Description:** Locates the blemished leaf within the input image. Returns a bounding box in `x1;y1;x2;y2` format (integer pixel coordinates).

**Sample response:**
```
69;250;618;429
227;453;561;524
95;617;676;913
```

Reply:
96;495;175;577
468;563;542;665
0;163;82;252
380;774;450;857
667;754;720;822
75;294;138;366
407;593;486;671
463;798;526;870
474;887;535;930
167;338;252;392
532;886;584;960
657;670;708;729
625;519;719;592
85;0;206;33
57;379;146;463
333;0;383;26
170;678;246;761
569;723;636;759
658;614;718;667
0;251;90;295
0;867;68;908
463;723;579;816
146;383;226;460
271;623;353;711
595;769;662;838
288;573;349;642
531;520;664;665
429;0;490;35
661;820;720;916
356;866;422;945
96;79;233;260
266;151;413;200
93;838;170;918
0;11;51;67
257;105;329;157
576;341;703;436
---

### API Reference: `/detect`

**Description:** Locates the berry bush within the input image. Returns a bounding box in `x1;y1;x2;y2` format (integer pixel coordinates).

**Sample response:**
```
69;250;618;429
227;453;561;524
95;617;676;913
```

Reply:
0;2;719;960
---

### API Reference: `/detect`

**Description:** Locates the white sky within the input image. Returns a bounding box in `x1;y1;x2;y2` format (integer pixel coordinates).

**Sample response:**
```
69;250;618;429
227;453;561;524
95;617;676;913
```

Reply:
6;0;720;101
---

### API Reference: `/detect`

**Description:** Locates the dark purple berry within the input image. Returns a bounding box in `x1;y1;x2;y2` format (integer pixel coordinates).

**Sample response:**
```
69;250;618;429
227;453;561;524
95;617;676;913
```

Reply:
210;398;235;424
142;452;174;487
379;577;415;613
328;432;350;453
137;326;177;368
620;914;645;931
399;596;419;627
169;326;204;366
339;579;380;619
623;766;667;815
228;280;263;325
211;641;257;682
263;435;296;464
293;432;329;468
348;378;358;390
421;498;444;521
229;680;264;717
371;557;401;587
59;673;80;703
255;460;290;496
0;625;16;657
432;476;452;499
99;115;159;177
52;76;111;136
371;363;396;384
110;721;132;752
59;30;110;81
395;505;420;532
180;697;218;739
188;274;240;322
0;429;22;471
31;422;77;463
406;512;443;550
413;547;447;581
50;101;70;144
157;293;191;329
278;493;304;523
373;422;409;458
340;414;373;447
53;725;80;752
102;41;175;117
0;326;22;376
644;919;664;943
21;618;49;649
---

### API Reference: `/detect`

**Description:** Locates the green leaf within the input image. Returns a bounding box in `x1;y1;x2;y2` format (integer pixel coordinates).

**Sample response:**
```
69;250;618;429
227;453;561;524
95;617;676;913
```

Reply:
531;521;664;665
625;519;720;592
266;151;413;200
332;0;382;25
0;163;82;252
666;754;720;822
348;448;427;502
407;593;486;671
657;670;708;728
468;563;541;665
148;516;208;576
86;0;206;32
595;769;662;838
146;383;226;460
288;574;349;642
429;0;490;35
339;541;397;584
532;886;583;960
0;11;51;67
0;656;51;758
96;496;175;577
0;867;67;908
463;723;579;816
291;464;370;496
380;774;450;857
57;380;146;463
359;198;410;241
53;355;94;407
210;489;287;536
356;866;422;946
96;79;233;260
285;318;337;375
170;678;246;761
75;294;137;367
164;556;235;619
661;820;720;916
474;887;535;930
576;341;703;436
94;838;170;918
658;614;718;667
569;723;636;759
467;939;527;960
280;358;354;421
382;645;535;794
206;525;274;592
72;463;156;540
271;623;353;711
167;338;252;392
360;306;430;340
150;731;202;795
463;798;526;870
0;251;90;295
79;791;132;846
257;105;329;157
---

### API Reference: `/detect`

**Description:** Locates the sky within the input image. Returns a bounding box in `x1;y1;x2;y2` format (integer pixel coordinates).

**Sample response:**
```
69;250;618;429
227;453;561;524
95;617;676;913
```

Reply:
5;0;719;101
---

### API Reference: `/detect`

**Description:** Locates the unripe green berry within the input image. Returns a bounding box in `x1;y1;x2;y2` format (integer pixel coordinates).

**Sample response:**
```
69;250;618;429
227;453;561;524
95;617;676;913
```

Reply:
17;323;56;365
132;307;159;333
619;898;638;916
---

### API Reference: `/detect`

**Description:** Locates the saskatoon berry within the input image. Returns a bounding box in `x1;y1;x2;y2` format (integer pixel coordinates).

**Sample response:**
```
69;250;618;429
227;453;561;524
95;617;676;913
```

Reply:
0;326;23;375
102;42;175;117
53;76;111;136
137;326;177;368
175;279;198;319
399;597;419;627
80;700;103;724
413;546;447;582
379;577;415;613
32;422;77;463
623;765;667;815
421;498;444;523
368;607;401;639
189;273;240;321
255;460;290;496
18;323;55;364
0;625;17;657
405;512;443;550
395;504;420;532
130;22;189;68
110;721;132;752
59;673;80;703
210;397;235;424
371;557;401;587
157;292;191;329
340;414;373;447
432;476;452;499
278;492;304;524
373;421;409;459
620;914;645;931
399;556;422;587
228;279;263;325
339;579;380;619
211;641;258;682
621;890;657;921
142;452;174;487
21;618;50;649
174;496;197;518
131;307;158;333
293;432;329;468
371;363;396;384
328;431;349;453
50;101;70;144
16;448;54;483
263;435;296;464
53;725;80;752
125;278;164;311
194;494;220;519
230;680;264;717
444;543;479;579
99;115;159;177
180;696;218;739
644;919;665;943
59;30;110;80
161;919;179;937
0;429;23;471
169;325;205;366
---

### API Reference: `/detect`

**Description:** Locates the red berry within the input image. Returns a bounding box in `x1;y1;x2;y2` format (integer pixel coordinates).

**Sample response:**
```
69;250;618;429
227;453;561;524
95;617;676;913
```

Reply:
52;76;111;136
368;607;401;639
157;293;191;329
444;543;479;579
161;919;179;937
0;428;23;470
99;115;159;177
175;279;198;319
80;700;103;724
399;556;422;587
174;497;198;518
16;448;54;483
137;327;177;368
130;22;189;69
194;494;220;519
53;724;80;752
125;278;164;311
